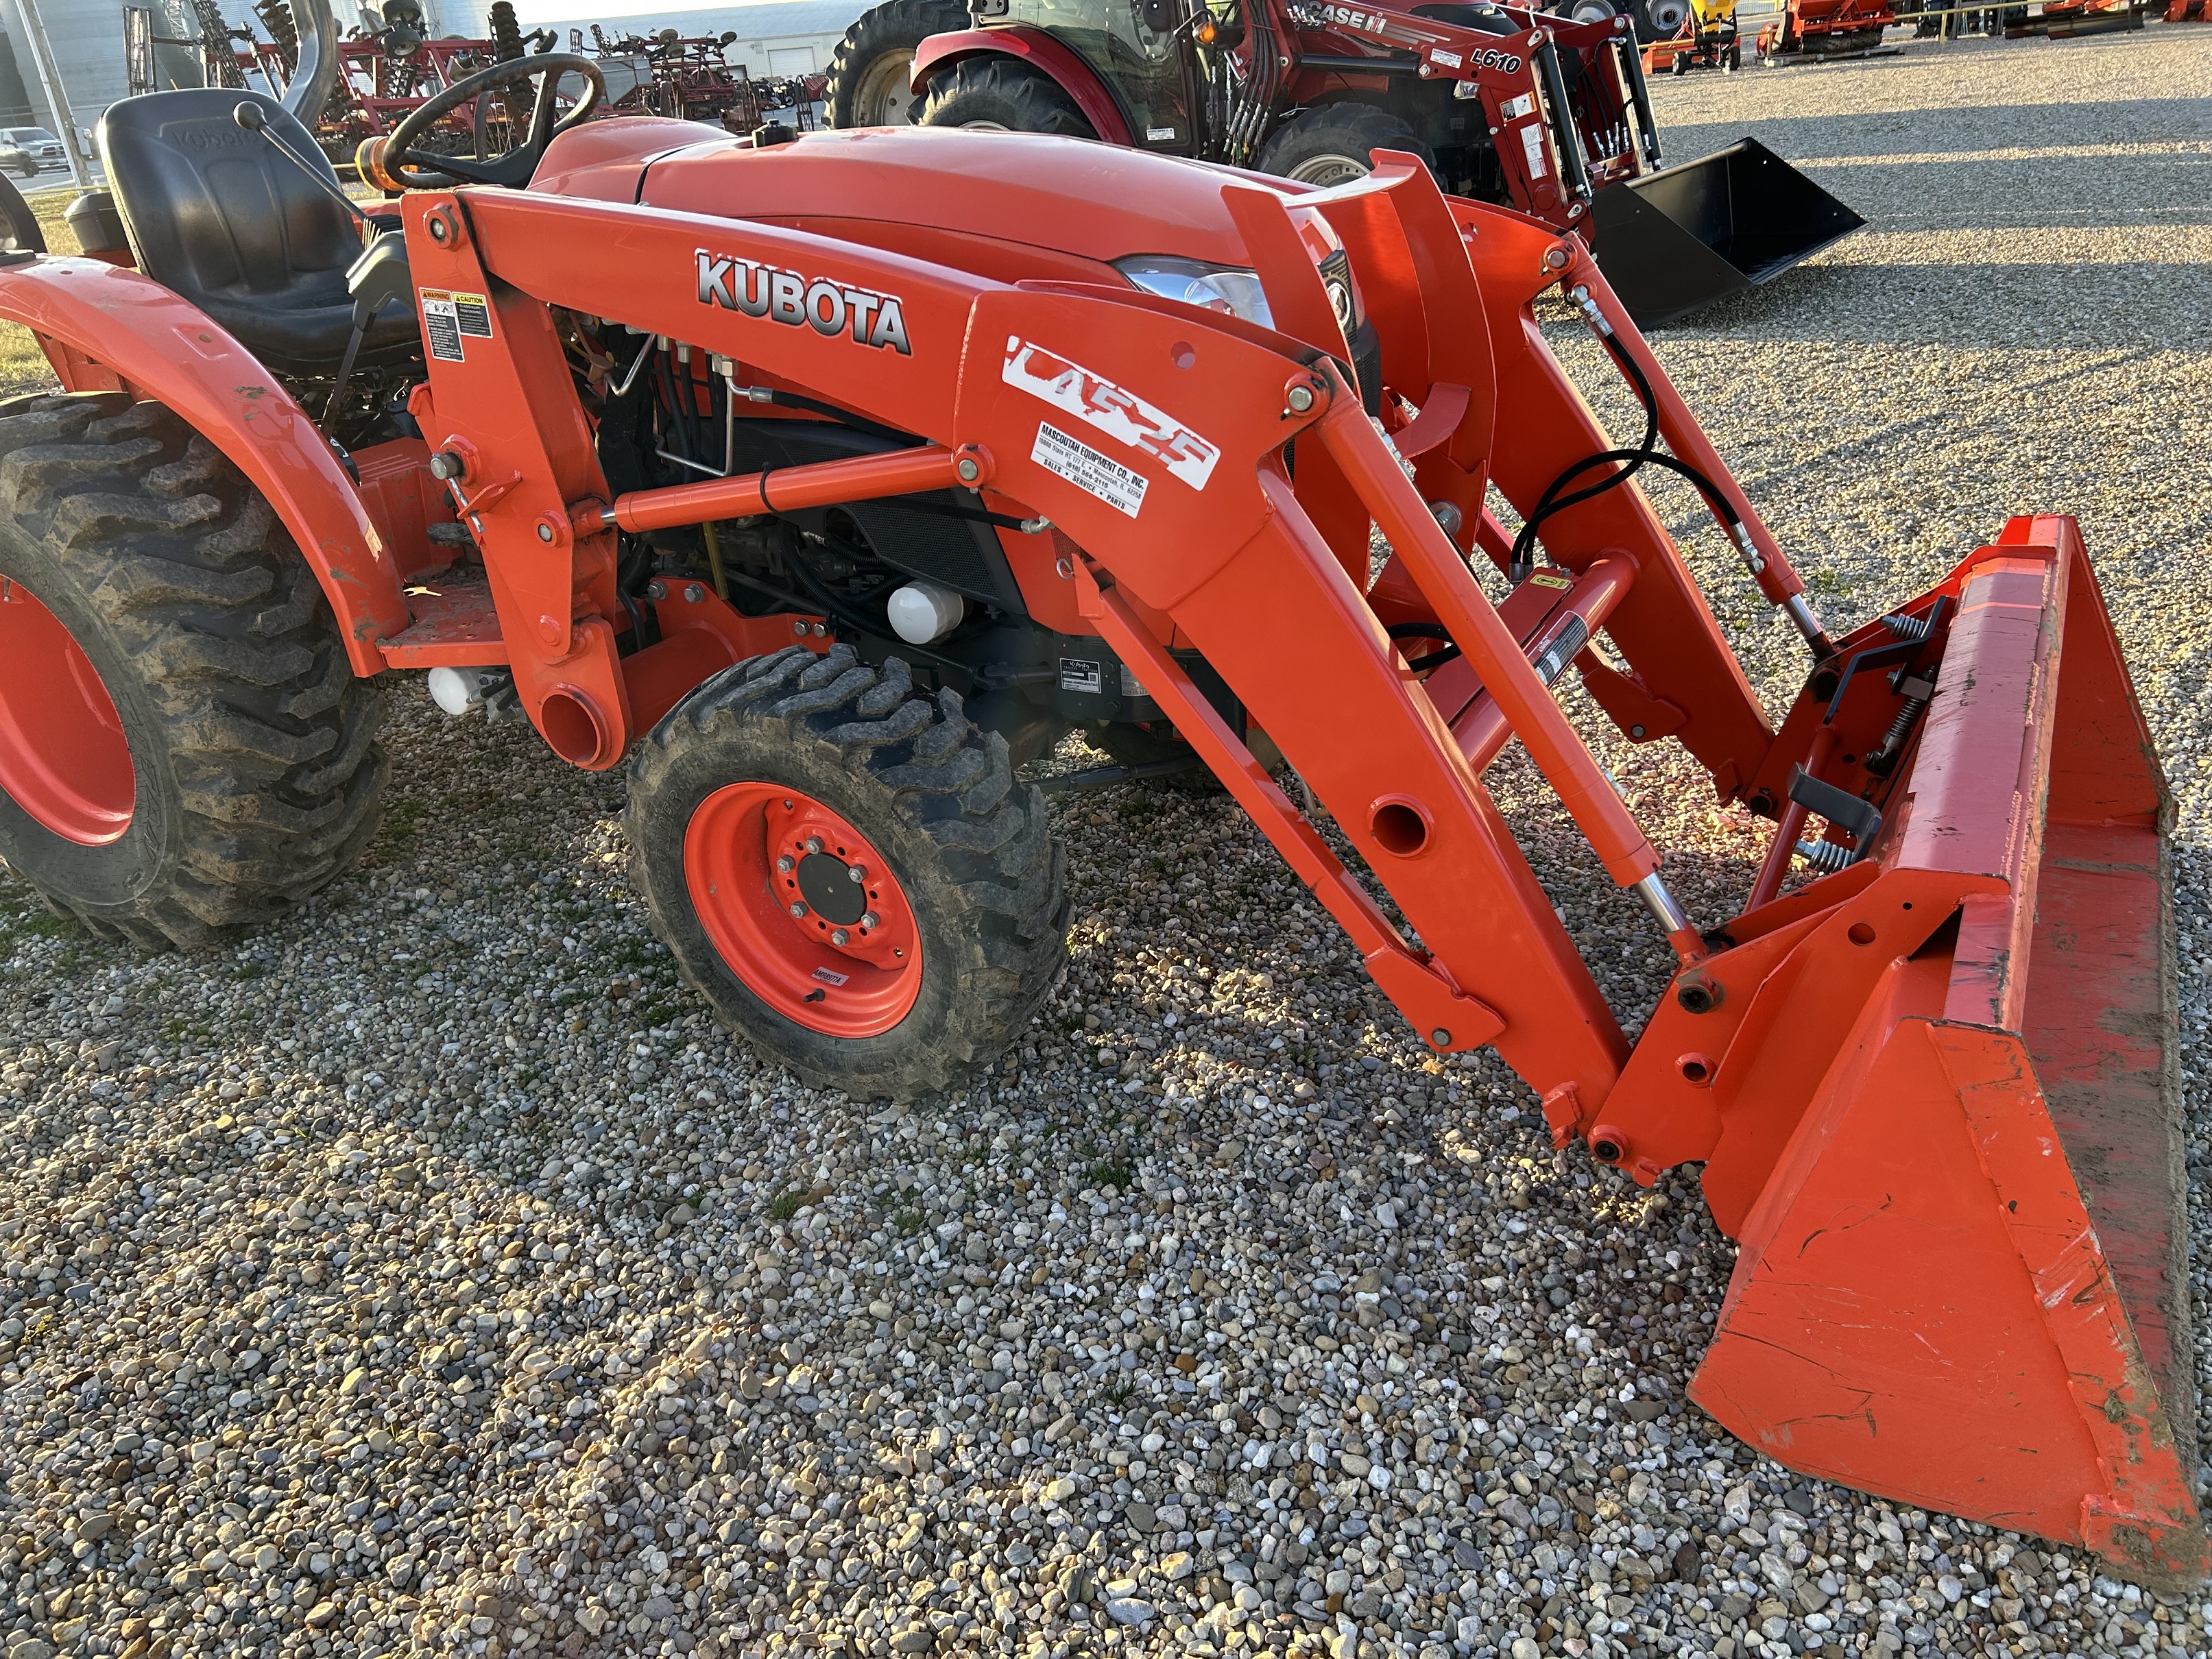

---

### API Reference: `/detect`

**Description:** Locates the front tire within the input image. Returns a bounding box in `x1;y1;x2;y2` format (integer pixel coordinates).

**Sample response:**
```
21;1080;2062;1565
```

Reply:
0;393;383;947
917;57;1098;136
826;0;970;128
627;645;1069;1100
1253;103;1437;190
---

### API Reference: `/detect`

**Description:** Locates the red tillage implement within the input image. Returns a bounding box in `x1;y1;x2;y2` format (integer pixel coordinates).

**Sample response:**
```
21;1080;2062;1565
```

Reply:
0;0;2196;1582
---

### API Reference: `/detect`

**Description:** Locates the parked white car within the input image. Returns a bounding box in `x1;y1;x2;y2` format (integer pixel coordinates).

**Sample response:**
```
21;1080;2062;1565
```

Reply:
0;128;64;171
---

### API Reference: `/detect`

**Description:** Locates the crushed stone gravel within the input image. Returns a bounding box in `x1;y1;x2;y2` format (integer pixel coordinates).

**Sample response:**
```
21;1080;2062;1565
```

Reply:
3;26;2211;1659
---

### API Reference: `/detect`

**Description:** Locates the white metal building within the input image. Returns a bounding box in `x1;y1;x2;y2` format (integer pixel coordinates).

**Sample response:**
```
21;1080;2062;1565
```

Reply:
0;0;869;184
525;0;862;80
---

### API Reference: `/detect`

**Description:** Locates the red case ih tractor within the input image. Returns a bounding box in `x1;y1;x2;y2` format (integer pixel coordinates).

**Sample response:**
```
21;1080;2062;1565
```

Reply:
3;0;2202;1593
828;0;1861;327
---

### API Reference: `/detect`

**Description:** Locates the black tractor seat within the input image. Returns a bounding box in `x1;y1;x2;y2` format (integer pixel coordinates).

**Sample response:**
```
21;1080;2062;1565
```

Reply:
95;89;420;379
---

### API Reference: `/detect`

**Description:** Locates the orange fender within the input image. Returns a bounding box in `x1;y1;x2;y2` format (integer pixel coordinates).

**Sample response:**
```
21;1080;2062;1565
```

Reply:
0;256;411;675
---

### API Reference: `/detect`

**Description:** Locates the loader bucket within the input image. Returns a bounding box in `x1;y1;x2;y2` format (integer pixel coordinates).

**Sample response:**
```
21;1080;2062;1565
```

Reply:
1605;519;2205;1586
1586;137;1863;328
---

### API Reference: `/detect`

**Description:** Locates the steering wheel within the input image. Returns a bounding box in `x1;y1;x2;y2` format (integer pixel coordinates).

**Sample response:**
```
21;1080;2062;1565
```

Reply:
383;52;604;189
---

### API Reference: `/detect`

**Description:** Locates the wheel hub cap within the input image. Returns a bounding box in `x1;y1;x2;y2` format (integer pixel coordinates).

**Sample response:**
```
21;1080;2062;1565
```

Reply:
795;850;869;926
0;574;134;845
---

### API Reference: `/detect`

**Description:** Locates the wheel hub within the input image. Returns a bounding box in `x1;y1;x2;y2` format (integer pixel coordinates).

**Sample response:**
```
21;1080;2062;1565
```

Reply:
795;849;869;926
684;782;922;1037
0;574;134;845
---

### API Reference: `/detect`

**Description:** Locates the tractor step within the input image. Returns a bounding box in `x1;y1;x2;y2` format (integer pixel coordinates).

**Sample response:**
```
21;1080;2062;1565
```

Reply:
380;578;507;669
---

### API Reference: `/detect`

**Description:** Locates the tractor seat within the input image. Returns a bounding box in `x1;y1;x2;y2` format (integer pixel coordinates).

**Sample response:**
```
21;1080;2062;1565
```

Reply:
95;89;420;379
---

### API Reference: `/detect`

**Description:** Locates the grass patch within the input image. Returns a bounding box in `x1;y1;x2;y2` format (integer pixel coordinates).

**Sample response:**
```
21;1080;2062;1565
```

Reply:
0;188;78;396
766;1186;815;1222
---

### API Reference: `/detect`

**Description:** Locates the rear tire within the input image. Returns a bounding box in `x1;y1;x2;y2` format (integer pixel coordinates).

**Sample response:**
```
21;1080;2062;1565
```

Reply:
917;56;1098;136
1253;104;1436;190
0;393;384;947
627;644;1069;1100
826;0;970;128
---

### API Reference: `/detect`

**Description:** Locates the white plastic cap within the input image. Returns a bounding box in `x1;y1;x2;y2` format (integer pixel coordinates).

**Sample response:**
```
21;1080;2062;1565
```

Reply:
886;579;965;646
426;666;485;716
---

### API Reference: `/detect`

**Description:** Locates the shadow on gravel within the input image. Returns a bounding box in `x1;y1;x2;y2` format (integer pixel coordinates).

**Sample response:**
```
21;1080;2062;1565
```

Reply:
1658;96;2212;161
1767;152;2212;231
1659;260;2212;348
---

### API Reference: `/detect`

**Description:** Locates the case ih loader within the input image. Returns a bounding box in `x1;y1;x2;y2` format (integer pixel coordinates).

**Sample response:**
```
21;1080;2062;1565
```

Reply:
0;0;2200;1589
827;0;1862;328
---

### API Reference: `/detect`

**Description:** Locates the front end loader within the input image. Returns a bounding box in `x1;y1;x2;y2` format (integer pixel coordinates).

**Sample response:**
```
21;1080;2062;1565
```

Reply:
0;0;2198;1587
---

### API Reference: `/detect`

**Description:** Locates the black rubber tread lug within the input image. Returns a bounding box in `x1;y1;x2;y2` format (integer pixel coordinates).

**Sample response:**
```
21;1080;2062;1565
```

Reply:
0;393;383;947
627;642;1068;1100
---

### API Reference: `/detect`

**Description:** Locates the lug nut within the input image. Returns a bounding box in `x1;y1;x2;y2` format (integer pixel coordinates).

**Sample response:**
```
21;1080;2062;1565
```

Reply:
861;911;879;929
847;864;866;883
788;901;807;919
830;928;850;946
804;836;824;854
776;855;794;873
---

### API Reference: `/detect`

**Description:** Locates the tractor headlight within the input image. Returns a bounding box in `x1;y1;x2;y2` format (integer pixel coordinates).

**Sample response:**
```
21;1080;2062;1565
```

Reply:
1113;256;1275;330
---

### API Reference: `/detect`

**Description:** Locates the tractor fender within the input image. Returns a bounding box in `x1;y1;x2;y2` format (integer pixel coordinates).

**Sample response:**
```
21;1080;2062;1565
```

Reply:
909;27;1136;145
0;257;410;677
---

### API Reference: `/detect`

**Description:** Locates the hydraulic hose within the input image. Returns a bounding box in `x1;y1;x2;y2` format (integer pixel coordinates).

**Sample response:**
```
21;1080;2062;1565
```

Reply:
1508;298;1748;585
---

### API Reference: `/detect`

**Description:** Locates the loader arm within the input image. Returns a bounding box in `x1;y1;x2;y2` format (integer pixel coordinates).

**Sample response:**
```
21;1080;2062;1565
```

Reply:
398;154;2202;1584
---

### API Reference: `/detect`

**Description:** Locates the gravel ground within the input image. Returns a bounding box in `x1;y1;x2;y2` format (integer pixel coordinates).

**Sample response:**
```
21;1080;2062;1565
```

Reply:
5;27;2212;1659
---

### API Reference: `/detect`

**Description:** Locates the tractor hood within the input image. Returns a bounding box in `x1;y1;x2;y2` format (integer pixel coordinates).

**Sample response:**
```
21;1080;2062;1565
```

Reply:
532;121;1325;286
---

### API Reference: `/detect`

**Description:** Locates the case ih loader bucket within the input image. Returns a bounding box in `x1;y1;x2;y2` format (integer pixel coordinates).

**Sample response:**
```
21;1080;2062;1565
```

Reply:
1588;137;1865;328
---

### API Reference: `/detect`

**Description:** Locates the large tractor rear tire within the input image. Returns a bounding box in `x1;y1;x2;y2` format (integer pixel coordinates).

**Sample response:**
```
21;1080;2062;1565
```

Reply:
627;644;1068;1100
826;0;970;128
916;56;1098;136
0;393;384;947
1253;103;1436;190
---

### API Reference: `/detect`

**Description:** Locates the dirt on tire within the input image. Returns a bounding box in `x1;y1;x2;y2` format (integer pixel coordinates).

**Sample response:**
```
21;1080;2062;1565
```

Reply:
825;0;971;129
0;393;385;948
626;644;1069;1100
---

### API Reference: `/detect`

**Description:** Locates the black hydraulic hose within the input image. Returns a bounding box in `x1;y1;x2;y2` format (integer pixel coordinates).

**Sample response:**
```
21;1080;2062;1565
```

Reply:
1386;622;1461;670
1508;327;1746;582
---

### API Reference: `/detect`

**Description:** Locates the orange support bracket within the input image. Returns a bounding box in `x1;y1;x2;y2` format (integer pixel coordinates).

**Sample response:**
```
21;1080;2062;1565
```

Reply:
1078;562;1506;1056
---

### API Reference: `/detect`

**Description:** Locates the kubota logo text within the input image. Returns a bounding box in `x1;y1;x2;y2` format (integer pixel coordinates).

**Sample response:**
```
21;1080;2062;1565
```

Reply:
1001;338;1220;491
695;250;911;354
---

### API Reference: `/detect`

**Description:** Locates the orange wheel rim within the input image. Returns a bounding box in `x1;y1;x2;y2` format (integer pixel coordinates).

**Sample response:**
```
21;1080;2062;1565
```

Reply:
0;574;133;845
684;782;922;1038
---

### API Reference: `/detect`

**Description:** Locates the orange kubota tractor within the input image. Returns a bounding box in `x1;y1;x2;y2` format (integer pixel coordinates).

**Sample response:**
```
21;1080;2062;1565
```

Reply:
2;0;2201;1590
828;0;1862;329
